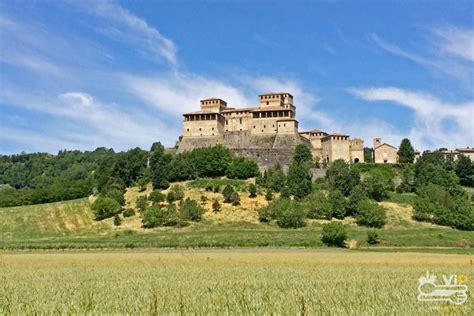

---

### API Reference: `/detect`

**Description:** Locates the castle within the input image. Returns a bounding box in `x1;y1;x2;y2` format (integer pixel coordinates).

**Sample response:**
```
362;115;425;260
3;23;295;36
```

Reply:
176;92;364;168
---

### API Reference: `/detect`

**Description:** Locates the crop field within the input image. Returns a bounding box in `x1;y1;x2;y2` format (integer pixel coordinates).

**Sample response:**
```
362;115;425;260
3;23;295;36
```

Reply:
1;250;472;314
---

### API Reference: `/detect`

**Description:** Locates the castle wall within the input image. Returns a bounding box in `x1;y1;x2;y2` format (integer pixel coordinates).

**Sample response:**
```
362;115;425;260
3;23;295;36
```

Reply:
182;118;223;137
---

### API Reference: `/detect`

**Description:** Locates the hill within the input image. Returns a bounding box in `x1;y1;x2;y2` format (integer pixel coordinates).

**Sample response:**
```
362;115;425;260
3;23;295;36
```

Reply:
1;180;472;250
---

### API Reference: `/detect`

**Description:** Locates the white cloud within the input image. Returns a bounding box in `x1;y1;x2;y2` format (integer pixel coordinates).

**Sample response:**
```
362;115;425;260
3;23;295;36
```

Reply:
70;0;177;67
433;26;474;62
349;87;474;150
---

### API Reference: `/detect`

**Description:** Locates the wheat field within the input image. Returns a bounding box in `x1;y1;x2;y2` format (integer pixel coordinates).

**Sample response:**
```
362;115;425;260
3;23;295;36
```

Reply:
1;250;472;314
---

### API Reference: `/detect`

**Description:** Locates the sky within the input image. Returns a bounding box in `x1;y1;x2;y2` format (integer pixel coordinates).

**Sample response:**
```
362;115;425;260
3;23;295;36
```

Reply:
0;0;473;154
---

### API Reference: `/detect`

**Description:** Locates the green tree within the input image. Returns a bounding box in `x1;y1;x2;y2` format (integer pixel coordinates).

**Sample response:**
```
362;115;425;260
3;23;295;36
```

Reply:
364;147;374;163
148;190;166;204
265;164;286;192
231;192;241;206
280;186;291;199
226;157;259;179
455;154;473;187
293;144;313;165
398;138;415;163
321;222;347;247
364;170;392;201
169;185;185;201
287;148;313;200
347;185;368;215
265;189;273;201
275;200;306;228
356;200;387;228
329;190;348;219
113;214;122;226
136;196;148;211
212;199;221;212
248;183;257;198
367;229;379;245
326;160;360;196
142;204;180;228
223;185;235;203
179;198;205;221
91;196;121;220
149;142;172;190
304;192;332;219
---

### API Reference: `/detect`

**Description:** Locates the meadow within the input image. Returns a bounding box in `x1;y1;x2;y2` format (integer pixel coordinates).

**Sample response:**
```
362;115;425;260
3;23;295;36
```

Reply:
1;250;472;314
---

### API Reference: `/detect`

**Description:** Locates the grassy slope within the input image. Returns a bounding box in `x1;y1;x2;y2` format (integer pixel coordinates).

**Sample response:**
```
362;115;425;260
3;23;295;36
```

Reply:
0;180;473;250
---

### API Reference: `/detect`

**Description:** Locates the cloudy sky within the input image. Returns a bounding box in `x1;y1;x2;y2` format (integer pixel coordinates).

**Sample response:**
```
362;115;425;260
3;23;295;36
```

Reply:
0;0;473;154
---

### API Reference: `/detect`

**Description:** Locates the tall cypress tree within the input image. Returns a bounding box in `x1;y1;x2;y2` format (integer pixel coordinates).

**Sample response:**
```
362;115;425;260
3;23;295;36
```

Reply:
398;138;415;163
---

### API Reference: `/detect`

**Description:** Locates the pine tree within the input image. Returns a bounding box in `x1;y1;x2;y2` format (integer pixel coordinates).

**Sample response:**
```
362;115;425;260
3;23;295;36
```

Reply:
398;138;415;163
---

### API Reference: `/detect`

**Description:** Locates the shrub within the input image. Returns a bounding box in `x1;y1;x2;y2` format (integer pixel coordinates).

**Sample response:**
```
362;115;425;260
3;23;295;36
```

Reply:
321;222;347;247
223;185;235;203
142;204;179;228
106;189;125;206
212;199;221;212
326;160;361;196
304;192;332;219
248;184;257;198
280;186;291;199
275;200;306;229
329;190;347;219
179;198;205;221
347;185;368;216
123;208;135;217
136;196;148;211
356;200;386;228
113;214;122;226
226;157;259;179
169;185;185;201
363;170;392;201
258;198;292;223
91;196;121;220
265;189;273;201
148;190;166;203
367;229;379;245
231;192;240;206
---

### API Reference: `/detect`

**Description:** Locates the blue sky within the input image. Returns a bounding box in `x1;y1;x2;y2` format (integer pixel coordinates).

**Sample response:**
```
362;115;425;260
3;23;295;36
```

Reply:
1;0;473;154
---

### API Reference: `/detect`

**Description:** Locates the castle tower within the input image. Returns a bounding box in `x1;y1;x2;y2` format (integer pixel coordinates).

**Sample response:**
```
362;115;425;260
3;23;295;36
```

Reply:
373;138;382;149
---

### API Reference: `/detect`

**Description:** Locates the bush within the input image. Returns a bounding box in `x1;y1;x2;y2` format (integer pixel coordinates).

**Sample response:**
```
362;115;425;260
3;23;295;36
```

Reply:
265;189;273;201
304;192;332;219
179;198;205;221
136;196;148;211
148;190;166;203
105;189;125;206
356;200;386;228
321;222;347;247
258;198;292;223
223;185;235;203
226;157;259;179
363;170;392;201
326;160;361;196
248;184;257;198
280;186;291;199
212;199;221;212
347;185;368;216
367;229;379;245
91;196;121;220
113;214;122;226
142;204;179;228
275;200;306;229
123;208;136;217
169;185;185;201
231;192;240;206
329;190;347;219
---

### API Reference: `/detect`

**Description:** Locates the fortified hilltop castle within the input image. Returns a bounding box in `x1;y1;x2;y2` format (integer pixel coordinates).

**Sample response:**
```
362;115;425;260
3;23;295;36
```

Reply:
176;92;364;168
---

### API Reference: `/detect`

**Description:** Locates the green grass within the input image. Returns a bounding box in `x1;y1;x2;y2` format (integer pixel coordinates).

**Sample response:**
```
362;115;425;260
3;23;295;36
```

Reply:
1;250;472;314
385;192;417;206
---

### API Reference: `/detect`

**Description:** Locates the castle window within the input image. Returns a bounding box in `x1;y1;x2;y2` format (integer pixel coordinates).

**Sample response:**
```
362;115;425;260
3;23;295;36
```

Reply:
212;128;214;131
187;128;189;132
266;101;269;105
253;126;255;128
199;128;201;131
239;118;242;124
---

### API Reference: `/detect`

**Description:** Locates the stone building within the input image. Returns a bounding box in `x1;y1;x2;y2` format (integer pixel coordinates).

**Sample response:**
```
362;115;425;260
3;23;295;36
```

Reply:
438;147;474;161
373;138;398;163
177;92;364;168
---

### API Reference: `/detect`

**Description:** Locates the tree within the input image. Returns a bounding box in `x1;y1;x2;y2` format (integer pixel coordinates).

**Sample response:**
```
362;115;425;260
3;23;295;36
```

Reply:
136;196;148;211
304;192;332;219
223;185;235;203
397;164;416;193
169;185;185;201
293;144;313;165
329;190;348;219
347;185;368;216
367;229;379;245
265;189;273;201
275;200;306;228
398;138;415;163
248;183;257;198
364;170;391;201
212;199;221;212
455;154;473;187
149;142;172;190
321;222;347;247
258;198;292;223
264;164;286;192
123;208;135;217
91;196;121;220
226;157;259;179
142;204;180;228
148;190;166;204
113;214;122;226
280;186;291;199
356;200;386;228
364;147;374;163
326;160;360;196
179;198;205;221
231;192;241;206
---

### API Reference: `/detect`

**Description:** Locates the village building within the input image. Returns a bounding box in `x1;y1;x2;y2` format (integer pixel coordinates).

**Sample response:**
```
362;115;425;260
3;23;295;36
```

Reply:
373;138;398;163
